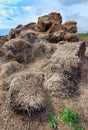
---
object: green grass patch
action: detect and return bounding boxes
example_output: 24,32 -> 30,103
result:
79,33 -> 88,38
48,113 -> 58,128
48,109 -> 84,130
60,109 -> 84,130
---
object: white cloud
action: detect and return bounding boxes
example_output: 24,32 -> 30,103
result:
61,2 -> 88,33
22,6 -> 31,11
0,0 -> 21,4
0,0 -> 88,34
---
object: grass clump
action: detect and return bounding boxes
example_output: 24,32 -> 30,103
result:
48,113 -> 58,128
60,109 -> 84,130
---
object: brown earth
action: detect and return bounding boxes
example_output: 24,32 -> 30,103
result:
0,12 -> 88,130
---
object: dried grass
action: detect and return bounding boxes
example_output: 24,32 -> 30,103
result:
9,71 -> 46,115
0,61 -> 24,77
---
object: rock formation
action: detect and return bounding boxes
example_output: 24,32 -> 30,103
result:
0,12 -> 88,130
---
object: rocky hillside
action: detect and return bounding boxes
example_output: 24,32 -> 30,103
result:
0,12 -> 88,130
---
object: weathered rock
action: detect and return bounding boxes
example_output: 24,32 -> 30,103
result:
63,21 -> 77,33
9,71 -> 46,115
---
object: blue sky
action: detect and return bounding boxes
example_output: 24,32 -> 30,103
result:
0,0 -> 88,35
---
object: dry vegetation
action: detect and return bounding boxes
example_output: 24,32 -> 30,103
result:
0,12 -> 88,130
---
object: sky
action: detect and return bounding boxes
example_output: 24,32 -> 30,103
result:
0,0 -> 88,35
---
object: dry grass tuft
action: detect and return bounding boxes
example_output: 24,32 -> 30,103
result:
9,71 -> 46,116
0,61 -> 24,77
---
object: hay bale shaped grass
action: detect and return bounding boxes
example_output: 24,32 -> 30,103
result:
44,73 -> 77,98
0,61 -> 24,77
9,71 -> 46,115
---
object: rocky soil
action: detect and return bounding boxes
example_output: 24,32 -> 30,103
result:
0,12 -> 88,130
